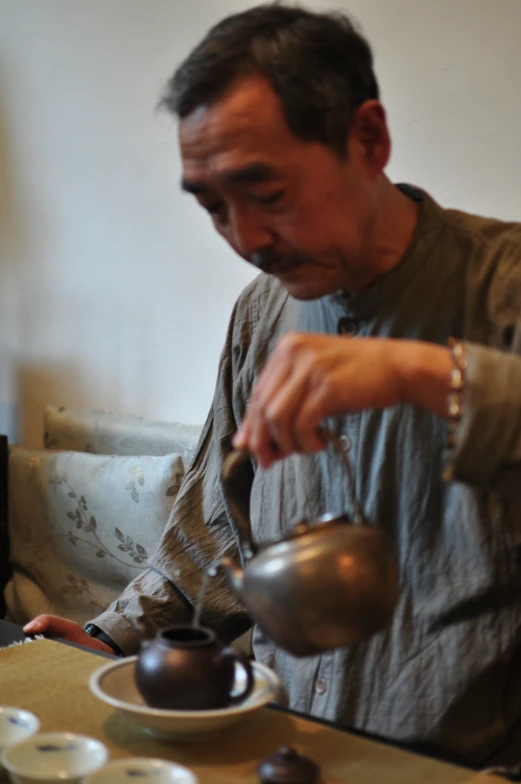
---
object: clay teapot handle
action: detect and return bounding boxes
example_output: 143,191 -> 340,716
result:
222,448 -> 257,558
220,647 -> 255,706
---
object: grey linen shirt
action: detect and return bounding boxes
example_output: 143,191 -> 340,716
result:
92,186 -> 521,766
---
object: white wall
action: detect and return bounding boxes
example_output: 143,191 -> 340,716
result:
1,0 -> 520,446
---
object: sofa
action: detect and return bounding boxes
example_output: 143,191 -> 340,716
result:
0,405 -> 204,631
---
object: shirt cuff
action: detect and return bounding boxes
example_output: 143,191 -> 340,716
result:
444,341 -> 521,488
86,611 -> 141,657
84,623 -> 125,656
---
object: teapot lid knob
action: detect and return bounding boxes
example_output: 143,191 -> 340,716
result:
256,745 -> 320,784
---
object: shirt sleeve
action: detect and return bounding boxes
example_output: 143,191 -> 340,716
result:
446,340 -> 521,499
88,298 -> 255,655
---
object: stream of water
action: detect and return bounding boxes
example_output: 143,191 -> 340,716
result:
192,563 -> 218,627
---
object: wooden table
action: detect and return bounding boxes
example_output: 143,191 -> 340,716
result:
0,637 -> 499,784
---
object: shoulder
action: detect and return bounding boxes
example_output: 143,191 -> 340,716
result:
235,273 -> 290,315
431,195 -> 521,268
444,205 -> 521,251
226,274 -> 298,381
432,197 -> 521,336
232,273 -> 292,340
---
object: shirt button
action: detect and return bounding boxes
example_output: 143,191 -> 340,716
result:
339,434 -> 352,451
315,678 -> 328,695
338,317 -> 358,336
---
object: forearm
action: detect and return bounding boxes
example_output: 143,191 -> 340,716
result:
396,340 -> 453,419
88,566 -> 189,655
397,338 -> 521,497
445,342 -> 521,494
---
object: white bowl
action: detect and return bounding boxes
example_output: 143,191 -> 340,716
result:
1,732 -> 109,783
89,655 -> 280,742
85,757 -> 198,783
0,707 -> 40,767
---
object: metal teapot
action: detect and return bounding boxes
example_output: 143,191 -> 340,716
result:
217,430 -> 399,657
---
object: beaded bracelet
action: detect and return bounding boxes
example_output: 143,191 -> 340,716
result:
441,339 -> 468,482
445,338 -> 468,450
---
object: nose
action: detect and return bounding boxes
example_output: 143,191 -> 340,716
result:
226,205 -> 276,260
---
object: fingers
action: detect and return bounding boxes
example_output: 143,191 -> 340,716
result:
23,614 -> 82,639
234,333 -> 329,466
247,379 -> 302,467
235,338 -> 295,466
233,334 -> 410,468
296,368 -> 347,441
250,367 -> 319,460
23,615 -> 114,653
265,361 -> 332,454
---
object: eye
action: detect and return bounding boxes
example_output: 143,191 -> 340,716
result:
251,189 -> 285,207
204,202 -> 226,221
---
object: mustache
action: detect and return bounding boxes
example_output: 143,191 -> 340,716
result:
250,250 -> 316,273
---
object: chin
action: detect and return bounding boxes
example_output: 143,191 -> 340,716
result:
282,285 -> 334,301
276,276 -> 338,301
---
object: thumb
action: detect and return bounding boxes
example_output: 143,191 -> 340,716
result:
23,619 -> 43,633
23,614 -> 74,637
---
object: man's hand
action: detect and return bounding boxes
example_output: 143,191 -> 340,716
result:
23,615 -> 114,655
233,333 -> 453,468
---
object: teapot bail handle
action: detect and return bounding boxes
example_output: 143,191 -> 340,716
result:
318,427 -> 366,525
222,448 -> 257,559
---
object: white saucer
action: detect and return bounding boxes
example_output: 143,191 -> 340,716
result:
86,757 -> 198,783
1,732 -> 108,783
89,656 -> 280,742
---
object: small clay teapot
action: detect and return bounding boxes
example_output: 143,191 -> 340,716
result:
134,619 -> 254,711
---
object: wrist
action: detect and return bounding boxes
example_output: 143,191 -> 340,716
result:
397,341 -> 454,417
84,623 -> 124,657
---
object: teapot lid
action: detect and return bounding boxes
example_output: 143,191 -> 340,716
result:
256,745 -> 320,784
291,513 -> 351,537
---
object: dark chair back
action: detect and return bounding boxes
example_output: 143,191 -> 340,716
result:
0,436 -> 9,618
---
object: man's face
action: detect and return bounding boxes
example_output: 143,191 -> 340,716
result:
179,74 -> 382,299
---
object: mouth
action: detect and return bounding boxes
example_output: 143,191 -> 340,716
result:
251,254 -> 308,276
269,259 -> 306,276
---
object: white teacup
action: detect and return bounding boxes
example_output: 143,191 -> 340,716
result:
1,732 -> 109,784
0,707 -> 40,771
86,757 -> 198,783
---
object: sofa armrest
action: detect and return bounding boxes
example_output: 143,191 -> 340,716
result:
44,405 -> 204,465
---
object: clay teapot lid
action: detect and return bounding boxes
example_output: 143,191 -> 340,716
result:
256,745 -> 320,784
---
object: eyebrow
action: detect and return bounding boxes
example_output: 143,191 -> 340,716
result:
181,179 -> 206,195
181,162 -> 278,195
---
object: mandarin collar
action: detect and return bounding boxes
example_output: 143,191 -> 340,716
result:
324,185 -> 445,320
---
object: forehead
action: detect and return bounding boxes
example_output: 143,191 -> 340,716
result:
178,75 -> 303,182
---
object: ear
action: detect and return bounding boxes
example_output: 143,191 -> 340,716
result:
348,100 -> 391,176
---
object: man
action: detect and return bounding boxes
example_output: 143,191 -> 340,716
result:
25,4 -> 521,768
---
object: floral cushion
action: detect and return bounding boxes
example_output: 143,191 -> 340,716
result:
4,448 -> 184,626
43,405 -> 203,465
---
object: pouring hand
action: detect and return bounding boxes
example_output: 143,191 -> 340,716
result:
233,333 -> 452,468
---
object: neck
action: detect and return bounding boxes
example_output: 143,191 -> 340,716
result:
345,176 -> 420,293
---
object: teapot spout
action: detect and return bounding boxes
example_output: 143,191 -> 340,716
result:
216,556 -> 245,600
